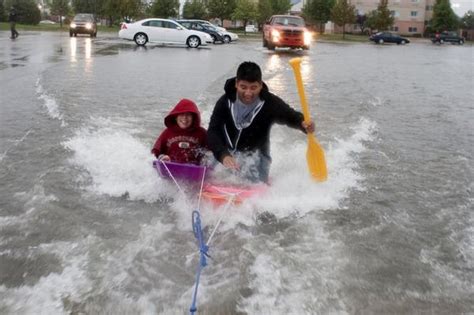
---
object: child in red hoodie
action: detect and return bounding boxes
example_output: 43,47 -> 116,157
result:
151,99 -> 207,165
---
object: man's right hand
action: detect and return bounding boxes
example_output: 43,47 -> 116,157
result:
222,155 -> 239,170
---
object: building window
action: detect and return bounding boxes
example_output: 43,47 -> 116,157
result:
408,27 -> 418,32
425,5 -> 433,10
391,10 -> 400,17
391,26 -> 399,31
411,11 -> 418,16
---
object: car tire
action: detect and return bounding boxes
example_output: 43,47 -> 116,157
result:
187,36 -> 201,48
224,35 -> 231,43
210,34 -> 216,44
134,33 -> 148,46
263,37 -> 268,47
69,31 -> 73,37
90,33 -> 94,38
378,39 -> 384,44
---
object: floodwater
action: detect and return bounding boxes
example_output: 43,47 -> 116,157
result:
0,31 -> 473,314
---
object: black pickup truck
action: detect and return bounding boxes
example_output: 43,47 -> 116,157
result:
431,31 -> 465,45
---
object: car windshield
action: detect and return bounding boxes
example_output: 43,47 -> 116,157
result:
74,14 -> 93,22
273,17 -> 304,27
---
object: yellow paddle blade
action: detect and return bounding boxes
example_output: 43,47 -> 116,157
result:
289,57 -> 328,181
307,135 -> 328,181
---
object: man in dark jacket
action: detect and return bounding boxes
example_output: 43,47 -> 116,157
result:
9,6 -> 19,39
207,61 -> 314,183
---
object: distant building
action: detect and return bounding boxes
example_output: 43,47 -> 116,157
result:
291,0 -> 436,36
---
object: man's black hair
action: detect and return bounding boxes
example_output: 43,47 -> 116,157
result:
236,61 -> 262,82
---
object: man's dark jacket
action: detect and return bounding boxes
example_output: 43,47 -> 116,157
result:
208,77 -> 305,162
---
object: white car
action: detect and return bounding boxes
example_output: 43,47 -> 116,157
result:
119,18 -> 213,48
245,25 -> 257,32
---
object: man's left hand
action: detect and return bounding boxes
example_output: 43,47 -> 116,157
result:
302,120 -> 315,134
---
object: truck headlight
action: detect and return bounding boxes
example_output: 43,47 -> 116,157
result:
85,23 -> 92,29
304,31 -> 312,45
70,23 -> 76,28
271,29 -> 280,42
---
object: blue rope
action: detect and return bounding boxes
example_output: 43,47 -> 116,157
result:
189,210 -> 210,314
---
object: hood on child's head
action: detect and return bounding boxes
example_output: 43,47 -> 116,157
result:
164,98 -> 202,129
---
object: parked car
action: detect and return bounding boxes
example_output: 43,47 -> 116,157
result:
119,18 -> 213,48
263,15 -> 311,50
184,19 -> 226,32
70,13 -> 97,37
431,31 -> 465,45
39,20 -> 56,24
206,25 -> 239,43
369,32 -> 409,44
177,20 -> 224,43
245,24 -> 257,32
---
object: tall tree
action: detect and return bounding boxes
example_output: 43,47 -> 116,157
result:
50,0 -> 70,27
5,0 -> 41,24
330,0 -> 356,38
151,0 -> 179,18
367,0 -> 393,31
207,0 -> 235,25
257,0 -> 272,27
302,0 -> 334,33
461,10 -> 474,29
0,0 -> 5,22
270,0 -> 291,15
183,0 -> 207,19
232,0 -> 258,30
431,0 -> 458,31
356,13 -> 368,34
103,0 -> 142,25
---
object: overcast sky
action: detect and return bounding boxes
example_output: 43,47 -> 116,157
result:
451,0 -> 473,16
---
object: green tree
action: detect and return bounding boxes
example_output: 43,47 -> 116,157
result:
257,0 -> 272,27
232,0 -> 258,30
431,0 -> 458,31
461,10 -> 474,29
366,0 -> 393,32
330,0 -> 356,38
50,0 -> 70,27
151,0 -> 179,18
207,0 -> 235,25
183,0 -> 207,19
103,0 -> 142,25
302,0 -> 334,33
356,13 -> 368,34
0,0 -> 5,22
5,0 -> 41,24
270,0 -> 291,14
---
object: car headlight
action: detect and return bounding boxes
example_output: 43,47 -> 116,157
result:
304,31 -> 312,45
70,23 -> 76,28
271,29 -> 280,42
85,23 -> 92,29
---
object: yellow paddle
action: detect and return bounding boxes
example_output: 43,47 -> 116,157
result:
289,57 -> 328,181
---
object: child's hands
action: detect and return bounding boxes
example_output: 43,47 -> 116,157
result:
158,154 -> 171,162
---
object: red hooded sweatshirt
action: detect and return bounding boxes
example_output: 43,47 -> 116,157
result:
151,99 -> 207,165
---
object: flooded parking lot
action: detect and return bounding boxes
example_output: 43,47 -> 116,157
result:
1,31 -> 473,314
